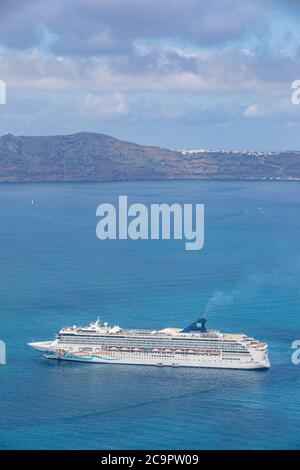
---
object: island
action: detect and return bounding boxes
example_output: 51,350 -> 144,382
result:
0,131 -> 299,182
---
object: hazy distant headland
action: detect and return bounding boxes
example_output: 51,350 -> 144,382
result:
0,131 -> 299,182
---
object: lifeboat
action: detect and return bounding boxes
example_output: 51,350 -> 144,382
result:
151,348 -> 160,353
132,348 -> 141,352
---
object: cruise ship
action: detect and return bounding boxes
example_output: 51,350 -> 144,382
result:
28,318 -> 270,369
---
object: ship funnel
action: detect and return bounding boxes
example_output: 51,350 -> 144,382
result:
182,318 -> 207,333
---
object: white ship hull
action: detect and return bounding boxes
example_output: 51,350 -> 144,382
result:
29,343 -> 270,370
49,356 -> 268,370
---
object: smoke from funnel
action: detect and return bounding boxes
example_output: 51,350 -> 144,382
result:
204,291 -> 235,317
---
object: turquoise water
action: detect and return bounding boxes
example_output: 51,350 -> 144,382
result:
0,180 -> 299,449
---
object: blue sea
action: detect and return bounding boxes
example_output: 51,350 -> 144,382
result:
0,180 -> 299,450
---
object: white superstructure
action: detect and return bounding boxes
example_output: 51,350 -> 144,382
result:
29,318 -> 270,370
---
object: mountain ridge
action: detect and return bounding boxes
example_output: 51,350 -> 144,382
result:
0,131 -> 300,182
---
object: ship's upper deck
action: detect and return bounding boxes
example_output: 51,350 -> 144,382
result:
57,319 -> 267,350
59,320 -> 222,339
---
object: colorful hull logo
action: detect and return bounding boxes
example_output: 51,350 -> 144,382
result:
61,350 -> 118,361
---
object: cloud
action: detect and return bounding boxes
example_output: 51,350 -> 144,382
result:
0,0 -> 270,54
1,43 -> 299,97
242,94 -> 300,120
244,104 -> 259,117
1,0 -> 300,97
84,92 -> 128,116
1,0 -> 300,149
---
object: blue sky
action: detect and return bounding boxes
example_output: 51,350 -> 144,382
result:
1,0 -> 300,150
